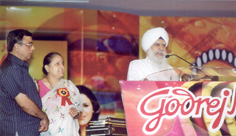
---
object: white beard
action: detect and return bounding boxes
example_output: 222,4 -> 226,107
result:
146,49 -> 169,71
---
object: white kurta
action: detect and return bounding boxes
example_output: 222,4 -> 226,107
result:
127,57 -> 179,81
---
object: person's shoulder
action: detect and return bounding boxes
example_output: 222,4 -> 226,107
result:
130,58 -> 146,65
62,78 -> 75,85
37,79 -> 44,84
0,60 -> 19,76
129,59 -> 148,69
61,78 -> 68,82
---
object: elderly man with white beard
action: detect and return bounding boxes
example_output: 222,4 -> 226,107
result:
127,27 -> 178,81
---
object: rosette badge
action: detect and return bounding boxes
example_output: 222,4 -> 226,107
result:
57,88 -> 73,106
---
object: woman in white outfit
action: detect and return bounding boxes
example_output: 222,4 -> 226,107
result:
38,52 -> 83,136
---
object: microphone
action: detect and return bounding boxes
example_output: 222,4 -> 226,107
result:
165,54 -> 215,81
165,54 -> 196,67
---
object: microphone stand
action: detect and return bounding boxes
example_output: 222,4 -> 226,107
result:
166,54 -> 215,81
165,54 -> 196,67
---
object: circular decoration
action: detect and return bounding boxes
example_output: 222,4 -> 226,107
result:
57,88 -> 73,106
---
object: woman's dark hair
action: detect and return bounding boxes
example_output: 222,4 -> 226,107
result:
7,29 -> 32,52
77,85 -> 100,121
42,52 -> 62,75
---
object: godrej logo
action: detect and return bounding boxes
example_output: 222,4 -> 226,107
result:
137,85 -> 236,135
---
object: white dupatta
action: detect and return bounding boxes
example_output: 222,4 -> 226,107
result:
40,79 -> 82,136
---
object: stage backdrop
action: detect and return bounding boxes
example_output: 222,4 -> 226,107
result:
121,80 -> 236,136
1,6 -> 236,120
139,17 -> 236,69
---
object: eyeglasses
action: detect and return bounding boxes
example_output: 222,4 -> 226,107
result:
18,42 -> 34,47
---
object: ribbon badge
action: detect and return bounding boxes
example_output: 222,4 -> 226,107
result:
57,88 -> 73,106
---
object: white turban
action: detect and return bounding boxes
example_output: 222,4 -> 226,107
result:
141,27 -> 169,52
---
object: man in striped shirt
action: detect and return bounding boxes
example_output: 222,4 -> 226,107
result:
0,29 -> 49,136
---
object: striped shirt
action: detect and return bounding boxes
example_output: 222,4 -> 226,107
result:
0,53 -> 42,136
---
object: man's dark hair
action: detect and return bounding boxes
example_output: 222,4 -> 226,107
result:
7,29 -> 32,52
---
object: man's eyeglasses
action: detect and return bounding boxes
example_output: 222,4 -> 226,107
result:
18,42 -> 33,47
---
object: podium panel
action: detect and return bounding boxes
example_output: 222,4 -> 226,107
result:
120,80 -> 236,136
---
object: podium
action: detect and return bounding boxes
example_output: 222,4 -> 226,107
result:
144,66 -> 236,81
120,67 -> 236,136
